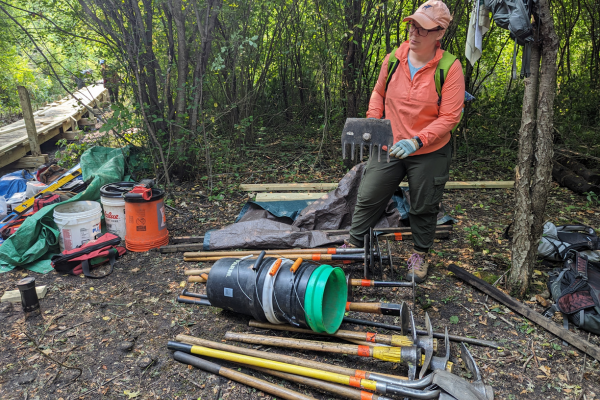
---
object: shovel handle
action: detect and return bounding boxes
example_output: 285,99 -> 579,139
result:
188,274 -> 209,283
346,302 -> 382,314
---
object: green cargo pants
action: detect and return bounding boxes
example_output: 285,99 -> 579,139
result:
349,140 -> 452,251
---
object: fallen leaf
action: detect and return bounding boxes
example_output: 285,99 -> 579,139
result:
123,390 -> 140,399
539,365 -> 551,377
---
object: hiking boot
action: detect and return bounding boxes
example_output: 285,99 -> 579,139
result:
405,251 -> 429,283
342,239 -> 359,248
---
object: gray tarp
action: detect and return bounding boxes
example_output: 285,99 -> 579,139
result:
204,163 -> 399,250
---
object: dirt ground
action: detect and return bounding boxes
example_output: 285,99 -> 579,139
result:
1,174 -> 600,400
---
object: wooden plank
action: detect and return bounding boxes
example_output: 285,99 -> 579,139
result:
241,181 -> 515,192
13,154 -> 49,169
17,86 -> 41,156
61,130 -> 83,141
241,183 -> 338,191
1,286 -> 48,303
255,193 -> 326,202
77,118 -> 96,126
448,264 -> 600,362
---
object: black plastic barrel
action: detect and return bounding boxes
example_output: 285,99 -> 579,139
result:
206,257 -> 346,333
206,257 -> 276,322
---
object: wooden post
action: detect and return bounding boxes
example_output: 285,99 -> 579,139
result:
17,86 -> 41,156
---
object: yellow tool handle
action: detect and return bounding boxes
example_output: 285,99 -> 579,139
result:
187,344 -> 379,391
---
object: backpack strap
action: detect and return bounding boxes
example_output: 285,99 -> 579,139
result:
385,47 -> 400,93
81,248 -> 117,279
434,51 -> 458,106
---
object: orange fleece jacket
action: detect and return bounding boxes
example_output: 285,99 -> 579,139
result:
366,41 -> 465,155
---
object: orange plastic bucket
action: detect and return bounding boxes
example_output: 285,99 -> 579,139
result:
124,187 -> 169,252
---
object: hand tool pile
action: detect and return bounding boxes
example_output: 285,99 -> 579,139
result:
167,303 -> 495,399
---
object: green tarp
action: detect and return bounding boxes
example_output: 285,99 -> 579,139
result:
0,146 -> 127,274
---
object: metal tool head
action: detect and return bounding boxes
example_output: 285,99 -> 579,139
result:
418,313 -> 434,379
399,301 -> 409,336
400,345 -> 422,381
430,327 -> 452,373
346,274 -> 353,302
460,343 -> 481,382
460,343 -> 495,400
341,118 -> 393,163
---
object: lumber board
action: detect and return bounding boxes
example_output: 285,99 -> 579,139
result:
13,155 -> 49,169
241,183 -> 339,191
60,130 -> 83,141
255,192 -> 326,201
77,118 -> 96,126
1,286 -> 47,303
242,181 -> 515,193
448,264 -> 600,361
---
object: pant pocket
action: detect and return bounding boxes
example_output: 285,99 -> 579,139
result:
426,174 -> 449,206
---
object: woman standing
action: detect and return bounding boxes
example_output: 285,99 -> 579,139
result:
347,0 -> 465,283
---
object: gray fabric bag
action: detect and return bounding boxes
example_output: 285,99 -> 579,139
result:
484,0 -> 536,77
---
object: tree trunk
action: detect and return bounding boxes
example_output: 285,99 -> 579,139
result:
509,0 -> 559,297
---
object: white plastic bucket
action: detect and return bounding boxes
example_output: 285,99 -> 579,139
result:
54,201 -> 102,252
101,196 -> 126,239
26,181 -> 47,198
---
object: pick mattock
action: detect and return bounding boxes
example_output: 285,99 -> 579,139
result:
341,118 -> 393,163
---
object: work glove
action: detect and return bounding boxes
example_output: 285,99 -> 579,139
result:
389,138 -> 421,159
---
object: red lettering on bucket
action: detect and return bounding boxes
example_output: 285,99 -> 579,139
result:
105,211 -> 120,220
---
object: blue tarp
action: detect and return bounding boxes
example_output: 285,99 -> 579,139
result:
0,170 -> 34,199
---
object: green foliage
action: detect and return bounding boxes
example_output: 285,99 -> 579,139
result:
0,0 -> 598,184
449,316 -> 459,324
464,224 -> 487,250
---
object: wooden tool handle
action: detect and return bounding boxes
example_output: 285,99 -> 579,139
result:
350,279 -> 373,287
251,366 -> 368,400
188,274 -> 208,283
224,332 -> 365,357
174,352 -> 316,400
184,268 -> 212,276
346,302 -> 382,314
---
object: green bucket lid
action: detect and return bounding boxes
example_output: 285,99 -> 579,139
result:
304,265 -> 347,334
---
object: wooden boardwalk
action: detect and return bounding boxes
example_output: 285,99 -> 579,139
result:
0,84 -> 108,169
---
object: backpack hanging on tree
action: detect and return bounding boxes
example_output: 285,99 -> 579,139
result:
546,251 -> 600,335
51,233 -> 125,278
484,0 -> 536,78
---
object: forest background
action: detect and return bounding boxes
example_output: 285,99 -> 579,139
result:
0,0 -> 598,186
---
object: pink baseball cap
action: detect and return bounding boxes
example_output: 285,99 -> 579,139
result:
403,0 -> 452,30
